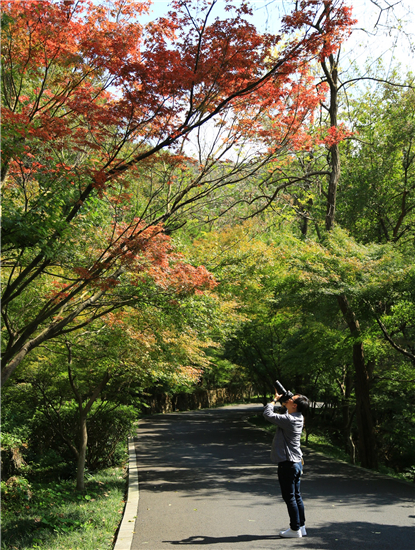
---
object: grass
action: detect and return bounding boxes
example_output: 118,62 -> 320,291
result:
301,431 -> 351,463
1,467 -> 127,550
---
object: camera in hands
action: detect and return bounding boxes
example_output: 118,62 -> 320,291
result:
275,380 -> 294,403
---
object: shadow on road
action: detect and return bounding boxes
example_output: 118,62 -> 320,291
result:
164,534 -> 279,545
136,410 -> 414,508
163,522 -> 414,549
133,406 -> 414,550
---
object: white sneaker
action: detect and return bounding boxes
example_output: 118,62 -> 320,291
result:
279,526 -> 306,537
279,528 -> 302,538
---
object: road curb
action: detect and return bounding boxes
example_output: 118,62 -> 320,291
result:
113,438 -> 139,550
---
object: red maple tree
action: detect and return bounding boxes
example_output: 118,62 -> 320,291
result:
1,0 -> 356,383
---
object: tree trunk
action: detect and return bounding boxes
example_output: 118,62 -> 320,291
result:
337,295 -> 378,468
66,341 -> 111,491
353,343 -> 377,468
326,141 -> 340,231
321,53 -> 340,232
76,412 -> 88,491
321,50 -> 378,469
338,364 -> 355,461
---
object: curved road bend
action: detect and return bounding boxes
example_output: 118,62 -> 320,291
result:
130,404 -> 414,550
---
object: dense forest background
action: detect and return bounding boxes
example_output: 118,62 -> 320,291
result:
2,2 -> 414,534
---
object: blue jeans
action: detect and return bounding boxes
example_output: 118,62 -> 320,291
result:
277,460 -> 305,531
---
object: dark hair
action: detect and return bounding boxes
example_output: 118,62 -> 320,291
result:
294,395 -> 309,414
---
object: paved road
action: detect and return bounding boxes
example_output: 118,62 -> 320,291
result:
131,404 -> 414,550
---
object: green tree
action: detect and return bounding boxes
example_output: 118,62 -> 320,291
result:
7,290 -> 222,491
272,226 -> 415,468
1,0 -> 355,383
338,74 -> 415,246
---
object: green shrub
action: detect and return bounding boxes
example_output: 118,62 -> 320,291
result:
86,404 -> 137,469
28,402 -> 137,471
1,432 -> 29,478
1,475 -> 33,504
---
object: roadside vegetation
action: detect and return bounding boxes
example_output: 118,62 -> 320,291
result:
248,411 -> 415,483
1,466 -> 127,550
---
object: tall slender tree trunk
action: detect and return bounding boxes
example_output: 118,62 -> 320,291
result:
76,412 -> 88,491
338,364 -> 355,461
66,341 -> 111,491
321,51 -> 378,469
321,53 -> 340,232
353,344 -> 377,468
337,295 -> 377,468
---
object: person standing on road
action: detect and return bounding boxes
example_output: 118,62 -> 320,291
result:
263,390 -> 310,539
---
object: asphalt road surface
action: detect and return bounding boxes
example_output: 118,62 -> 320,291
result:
130,403 -> 414,550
